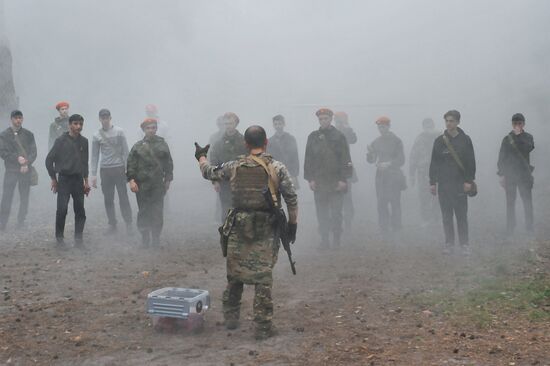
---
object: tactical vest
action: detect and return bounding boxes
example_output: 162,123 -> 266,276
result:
231,161 -> 270,211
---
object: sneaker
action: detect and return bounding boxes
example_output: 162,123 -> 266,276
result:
141,232 -> 151,248
55,238 -> 67,250
125,223 -> 134,237
255,327 -> 278,341
104,225 -> 117,236
74,238 -> 85,249
224,319 -> 239,330
442,244 -> 454,255
460,245 -> 472,257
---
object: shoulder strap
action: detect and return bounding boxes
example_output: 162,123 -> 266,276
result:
507,134 -> 532,172
442,135 -> 465,173
13,132 -> 28,159
142,139 -> 164,172
249,154 -> 279,206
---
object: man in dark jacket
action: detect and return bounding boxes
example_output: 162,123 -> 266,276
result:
409,118 -> 440,225
497,113 -> 534,236
429,110 -> 476,255
304,108 -> 352,248
367,116 -> 406,237
0,110 -> 37,230
334,111 -> 357,230
268,114 -> 299,188
46,114 -> 90,248
209,112 -> 247,223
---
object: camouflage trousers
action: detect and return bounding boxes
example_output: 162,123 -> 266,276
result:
135,185 -> 165,238
223,281 -> 273,331
222,211 -> 278,330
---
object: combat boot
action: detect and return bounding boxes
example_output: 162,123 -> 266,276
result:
140,231 -> 151,248
224,319 -> 239,330
333,232 -> 341,248
151,233 -> 161,247
319,236 -> 330,250
255,326 -> 277,341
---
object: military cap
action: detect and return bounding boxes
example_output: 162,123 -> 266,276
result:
145,104 -> 158,114
375,116 -> 391,125
141,117 -> 158,130
315,108 -> 333,118
56,101 -> 70,110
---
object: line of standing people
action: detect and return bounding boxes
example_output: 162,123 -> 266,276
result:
0,101 -> 173,250
207,109 -> 535,255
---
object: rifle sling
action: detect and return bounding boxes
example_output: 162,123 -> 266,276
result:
507,134 -> 532,174
442,135 -> 467,177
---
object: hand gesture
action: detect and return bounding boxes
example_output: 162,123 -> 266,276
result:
194,142 -> 210,161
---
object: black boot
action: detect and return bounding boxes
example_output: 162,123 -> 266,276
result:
141,231 -> 151,248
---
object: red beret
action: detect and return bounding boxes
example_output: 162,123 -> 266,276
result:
316,108 -> 333,118
55,101 -> 70,110
223,112 -> 240,124
145,104 -> 158,114
334,111 -> 348,122
375,116 -> 391,125
141,118 -> 158,130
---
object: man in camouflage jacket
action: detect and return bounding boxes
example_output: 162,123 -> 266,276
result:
195,125 -> 298,340
127,118 -> 173,247
208,112 -> 247,223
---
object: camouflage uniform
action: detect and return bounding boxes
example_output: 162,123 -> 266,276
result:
48,116 -> 69,150
200,153 -> 298,334
304,125 -> 352,246
126,135 -> 173,243
409,129 -> 440,222
209,131 -> 247,222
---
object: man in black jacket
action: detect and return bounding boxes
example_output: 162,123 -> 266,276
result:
429,110 -> 476,255
497,113 -> 534,236
45,114 -> 90,248
268,114 -> 300,187
304,108 -> 353,248
0,110 -> 37,230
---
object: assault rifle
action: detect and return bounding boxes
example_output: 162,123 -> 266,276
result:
263,189 -> 297,275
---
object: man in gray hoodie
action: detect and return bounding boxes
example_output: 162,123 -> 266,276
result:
90,109 -> 132,234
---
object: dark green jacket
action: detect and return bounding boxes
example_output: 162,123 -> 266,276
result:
48,117 -> 69,150
304,125 -> 352,185
209,131 -> 247,165
126,135 -> 173,190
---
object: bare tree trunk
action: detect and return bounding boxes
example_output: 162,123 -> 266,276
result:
0,0 -> 19,119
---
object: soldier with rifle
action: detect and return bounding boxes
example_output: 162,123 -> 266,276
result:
195,125 -> 298,340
